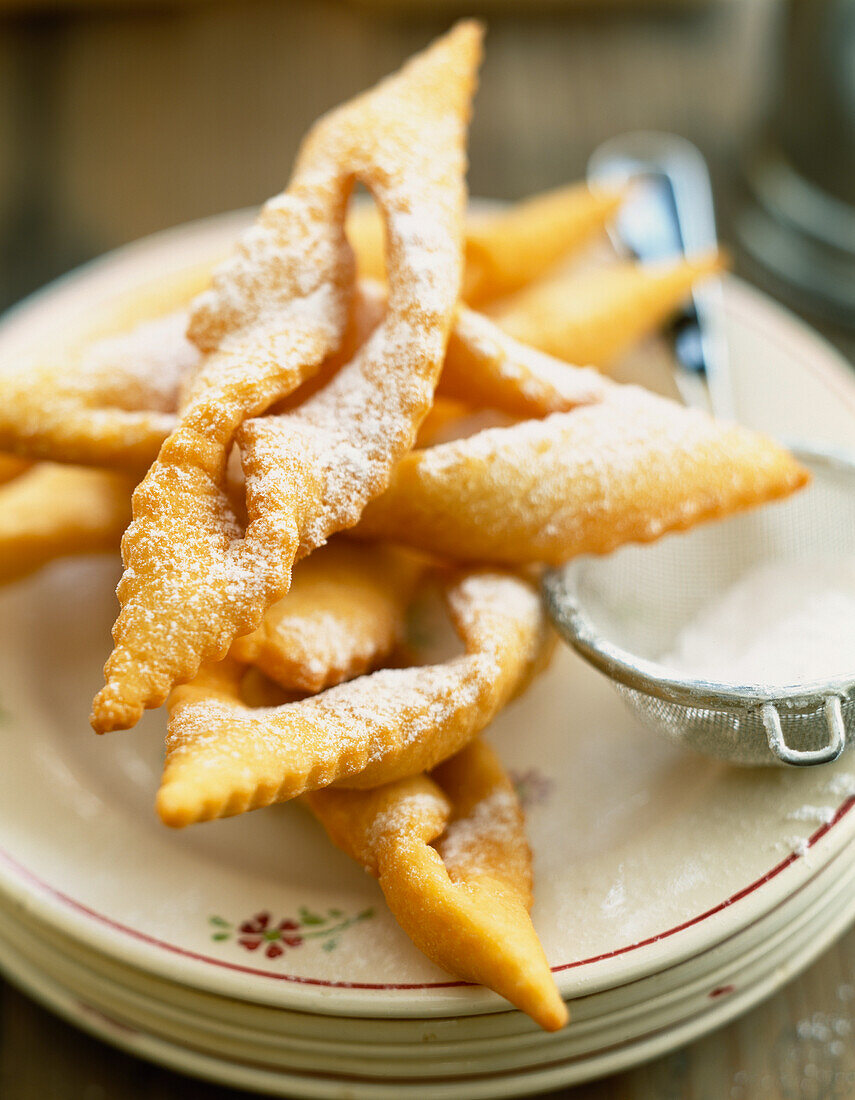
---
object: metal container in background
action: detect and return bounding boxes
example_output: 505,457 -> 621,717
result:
738,0 -> 855,325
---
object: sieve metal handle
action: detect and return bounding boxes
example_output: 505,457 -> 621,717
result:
761,697 -> 847,767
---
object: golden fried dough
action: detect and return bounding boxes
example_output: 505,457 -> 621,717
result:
0,311 -> 201,474
489,253 -> 723,368
157,570 -> 549,826
0,456 -> 31,486
92,22 -> 482,732
354,383 -> 809,564
0,258 -> 603,491
345,203 -> 388,284
306,739 -> 567,1031
440,304 -> 607,417
230,541 -> 423,693
414,398 -> 472,447
239,667 -> 301,708
321,279 -> 607,420
0,464 -> 132,585
345,182 -> 622,308
463,183 -> 623,306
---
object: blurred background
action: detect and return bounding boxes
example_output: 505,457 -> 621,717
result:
1,0 -> 853,355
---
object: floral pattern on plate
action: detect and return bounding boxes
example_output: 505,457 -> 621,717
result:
511,768 -> 553,809
209,906 -> 374,959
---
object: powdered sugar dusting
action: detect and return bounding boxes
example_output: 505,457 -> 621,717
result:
451,306 -> 607,412
235,33 -> 477,557
95,25 -> 481,729
0,308 -> 202,471
240,201 -> 463,558
368,789 -> 448,848
310,661 -> 481,756
357,381 -> 804,564
417,387 -> 738,484
446,572 -> 542,636
438,787 -> 520,876
162,569 -> 544,816
77,310 -> 201,412
786,805 -> 836,826
273,609 -> 359,683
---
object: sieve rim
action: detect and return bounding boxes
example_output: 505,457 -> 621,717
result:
542,442 -> 855,712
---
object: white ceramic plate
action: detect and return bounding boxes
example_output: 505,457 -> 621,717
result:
3,818 -> 855,1056
2,839 -> 855,1098
1,212 -> 855,1033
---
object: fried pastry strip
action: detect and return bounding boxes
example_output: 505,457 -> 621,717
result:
354,383 -> 809,564
0,226 -> 710,483
462,183 -> 623,306
0,270 -> 596,489
271,254 -> 719,424
92,22 -> 482,732
318,279 -> 607,420
0,465 -> 133,585
489,253 -> 723,368
0,456 -> 31,486
157,570 -> 549,826
440,303 -> 607,417
345,181 -> 622,307
230,541 -> 423,693
0,311 -> 201,474
306,739 -> 567,1031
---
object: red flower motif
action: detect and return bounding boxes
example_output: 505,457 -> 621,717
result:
239,911 -> 271,935
276,918 -> 302,947
212,904 -> 372,957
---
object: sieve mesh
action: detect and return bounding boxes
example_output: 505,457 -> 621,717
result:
612,685 -> 855,764
544,445 -> 855,766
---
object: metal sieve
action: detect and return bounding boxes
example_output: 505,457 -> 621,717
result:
544,134 -> 855,766
543,443 -> 855,767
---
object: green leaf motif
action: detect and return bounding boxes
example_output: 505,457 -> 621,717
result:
209,904 -> 374,953
298,906 -> 325,926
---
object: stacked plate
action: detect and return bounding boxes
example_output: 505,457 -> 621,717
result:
1,214 -> 854,1098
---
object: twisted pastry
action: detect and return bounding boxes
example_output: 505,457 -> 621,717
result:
92,22 -> 482,732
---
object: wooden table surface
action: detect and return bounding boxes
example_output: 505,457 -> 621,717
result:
1,2 -> 854,1097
